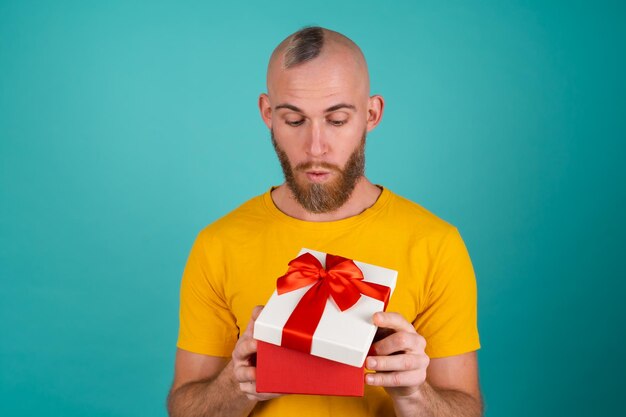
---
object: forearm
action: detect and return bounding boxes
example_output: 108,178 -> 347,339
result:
392,381 -> 483,417
167,361 -> 256,417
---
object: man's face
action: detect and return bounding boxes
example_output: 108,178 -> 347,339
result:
271,128 -> 366,213
262,44 -> 374,213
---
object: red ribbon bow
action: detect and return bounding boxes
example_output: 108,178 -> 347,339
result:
276,252 -> 391,354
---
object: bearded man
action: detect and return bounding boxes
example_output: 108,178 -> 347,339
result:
167,26 -> 483,417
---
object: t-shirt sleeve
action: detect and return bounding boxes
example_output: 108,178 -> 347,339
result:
176,229 -> 239,357
413,226 -> 481,359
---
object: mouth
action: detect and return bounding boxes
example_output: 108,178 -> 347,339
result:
304,169 -> 332,182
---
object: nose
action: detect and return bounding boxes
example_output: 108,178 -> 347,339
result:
305,120 -> 328,157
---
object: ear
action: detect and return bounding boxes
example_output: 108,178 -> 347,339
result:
366,95 -> 385,132
258,93 -> 272,129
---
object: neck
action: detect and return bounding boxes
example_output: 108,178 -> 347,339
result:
270,177 -> 383,222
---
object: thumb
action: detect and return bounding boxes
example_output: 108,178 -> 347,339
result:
243,305 -> 265,337
251,305 -> 264,321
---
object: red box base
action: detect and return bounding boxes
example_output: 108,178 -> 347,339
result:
256,340 -> 364,396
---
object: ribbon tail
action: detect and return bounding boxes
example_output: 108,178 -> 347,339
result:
351,280 -> 391,310
281,282 -> 329,353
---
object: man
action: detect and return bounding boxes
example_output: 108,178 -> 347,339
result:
167,27 -> 482,417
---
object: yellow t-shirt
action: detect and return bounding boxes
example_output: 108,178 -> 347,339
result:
177,186 -> 480,416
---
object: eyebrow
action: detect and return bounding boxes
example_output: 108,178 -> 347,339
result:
274,103 -> 357,114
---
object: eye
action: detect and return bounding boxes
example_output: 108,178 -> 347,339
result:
286,120 -> 305,127
328,119 -> 347,127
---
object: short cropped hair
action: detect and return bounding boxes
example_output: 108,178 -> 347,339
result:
283,26 -> 325,68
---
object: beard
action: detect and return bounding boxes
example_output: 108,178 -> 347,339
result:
271,129 -> 366,214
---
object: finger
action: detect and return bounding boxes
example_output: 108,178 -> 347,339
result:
242,305 -> 265,337
238,380 -> 281,399
371,331 -> 426,356
373,312 -> 416,333
253,392 -> 282,401
251,305 -> 264,321
234,364 -> 257,383
232,338 -> 258,361
239,380 -> 257,396
365,369 -> 426,387
241,381 -> 281,401
366,353 -> 429,372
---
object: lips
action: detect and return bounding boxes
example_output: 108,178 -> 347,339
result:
305,170 -> 332,182
307,169 -> 330,175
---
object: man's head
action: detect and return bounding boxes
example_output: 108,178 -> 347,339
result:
259,27 -> 384,214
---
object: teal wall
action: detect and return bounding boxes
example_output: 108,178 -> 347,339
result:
1,1 -> 624,416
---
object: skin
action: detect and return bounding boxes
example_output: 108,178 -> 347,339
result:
168,29 -> 483,417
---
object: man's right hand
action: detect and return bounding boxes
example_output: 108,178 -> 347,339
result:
231,305 -> 282,401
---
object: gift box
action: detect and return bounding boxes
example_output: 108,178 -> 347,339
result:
254,248 -> 397,396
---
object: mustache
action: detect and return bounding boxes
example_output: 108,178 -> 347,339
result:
295,161 -> 341,172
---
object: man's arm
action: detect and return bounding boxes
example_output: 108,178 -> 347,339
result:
166,351 -> 254,417
366,312 -> 483,417
167,307 -> 279,417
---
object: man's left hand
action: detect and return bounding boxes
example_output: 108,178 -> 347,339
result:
365,312 -> 430,399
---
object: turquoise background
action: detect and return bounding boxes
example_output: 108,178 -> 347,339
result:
1,0 -> 624,415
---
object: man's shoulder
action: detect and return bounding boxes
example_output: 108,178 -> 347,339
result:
384,189 -> 458,236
